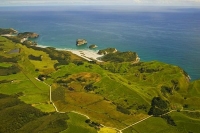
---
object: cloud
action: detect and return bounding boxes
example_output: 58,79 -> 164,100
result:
0,0 -> 200,6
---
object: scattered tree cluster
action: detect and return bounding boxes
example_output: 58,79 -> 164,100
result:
85,119 -> 102,129
116,105 -> 131,115
101,51 -> 137,63
28,54 -> 42,61
73,60 -> 84,66
0,55 -> 19,63
28,46 -> 72,68
0,64 -> 21,76
161,85 -> 173,95
161,115 -> 176,126
138,67 -> 163,73
148,97 -> 169,116
84,83 -> 98,92
171,79 -> 180,91
136,104 -> 148,111
0,80 -> 13,84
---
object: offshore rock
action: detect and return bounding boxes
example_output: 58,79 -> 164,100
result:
89,44 -> 98,49
76,39 -> 87,46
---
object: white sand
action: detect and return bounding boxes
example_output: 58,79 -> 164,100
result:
1,34 -> 16,37
36,45 -> 104,62
66,49 -> 103,62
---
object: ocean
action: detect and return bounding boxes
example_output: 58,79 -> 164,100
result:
1,6 -> 200,80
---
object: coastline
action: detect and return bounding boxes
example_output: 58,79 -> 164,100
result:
37,44 -> 104,62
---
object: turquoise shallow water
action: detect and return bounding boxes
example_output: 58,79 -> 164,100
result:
1,6 -> 200,80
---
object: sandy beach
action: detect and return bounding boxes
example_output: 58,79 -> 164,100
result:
37,45 -> 104,62
66,49 -> 103,62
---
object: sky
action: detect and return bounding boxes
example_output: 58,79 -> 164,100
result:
1,0 -> 200,7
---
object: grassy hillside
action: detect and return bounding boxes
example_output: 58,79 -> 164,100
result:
61,112 -> 97,133
0,93 -> 69,133
0,34 -> 200,133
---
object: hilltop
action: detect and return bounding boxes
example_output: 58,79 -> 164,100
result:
0,29 -> 200,133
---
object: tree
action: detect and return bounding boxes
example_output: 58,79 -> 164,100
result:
148,97 -> 169,116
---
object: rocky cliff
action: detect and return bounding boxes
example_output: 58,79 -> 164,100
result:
18,32 -> 39,39
0,28 -> 18,35
97,48 -> 117,55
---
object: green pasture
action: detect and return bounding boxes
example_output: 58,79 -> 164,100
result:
188,80 -> 200,97
0,36 -> 18,53
0,70 -> 53,112
0,62 -> 12,67
170,111 -> 200,133
123,116 -> 178,133
61,112 -> 97,133
98,127 -> 117,133
19,44 -> 57,73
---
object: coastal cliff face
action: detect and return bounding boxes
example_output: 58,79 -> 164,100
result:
18,32 -> 39,39
76,39 -> 87,46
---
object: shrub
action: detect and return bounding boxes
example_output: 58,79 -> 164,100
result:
161,115 -> 176,126
116,106 -> 131,115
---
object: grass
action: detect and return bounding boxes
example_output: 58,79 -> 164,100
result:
123,116 -> 178,133
0,62 -> 12,67
188,80 -> 200,97
49,59 -> 198,129
170,111 -> 200,133
19,44 -> 57,74
51,67 -> 152,128
61,112 -> 97,133
98,127 -> 117,133
123,111 -> 200,133
0,67 -> 52,111
32,103 -> 55,112
0,93 -> 69,133
0,36 -> 18,53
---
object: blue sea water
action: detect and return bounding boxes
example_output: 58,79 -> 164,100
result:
1,6 -> 200,80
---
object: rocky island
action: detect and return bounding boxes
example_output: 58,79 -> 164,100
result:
76,39 -> 87,46
89,44 -> 98,49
